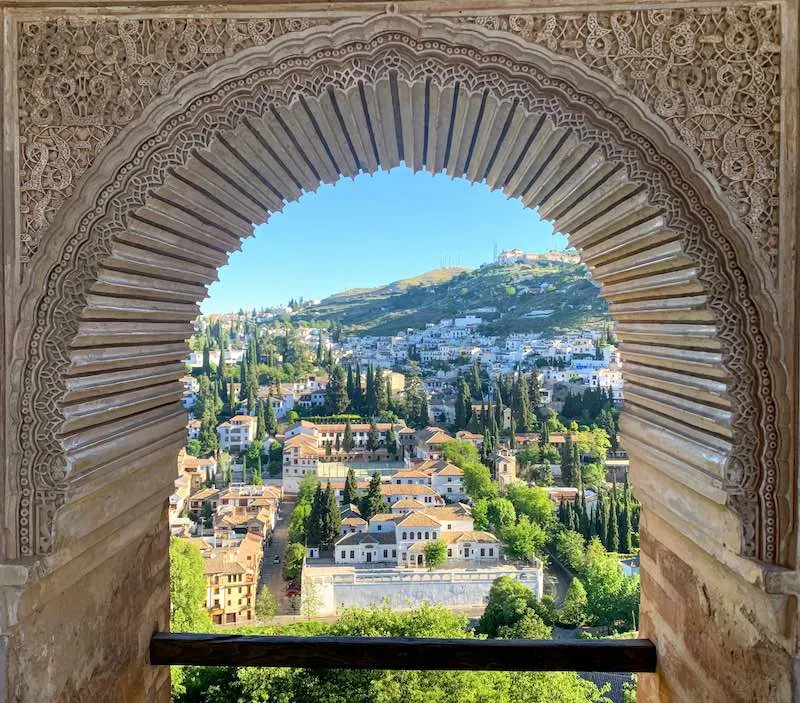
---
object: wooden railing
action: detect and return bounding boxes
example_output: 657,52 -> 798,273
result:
150,633 -> 657,672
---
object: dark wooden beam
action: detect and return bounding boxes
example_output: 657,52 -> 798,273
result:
150,633 -> 657,672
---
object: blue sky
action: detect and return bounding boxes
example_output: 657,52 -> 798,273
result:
202,166 -> 567,313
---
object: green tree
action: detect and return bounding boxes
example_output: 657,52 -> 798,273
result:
512,368 -> 532,432
560,578 -> 589,626
325,365 -> 350,414
169,537 -> 212,632
479,575 -> 544,637
202,342 -> 211,377
455,379 -> 471,431
608,483 -> 620,553
366,420 -> 380,451
386,424 -> 398,457
305,483 -> 325,546
283,542 -> 307,580
321,482 -> 342,547
254,587 -> 277,621
500,515 -> 547,561
505,484 -> 555,531
471,498 -> 489,530
342,468 -> 359,506
185,439 -> 201,457
423,539 -> 447,570
554,529 -> 586,573
620,471 -> 633,553
359,472 -> 389,520
443,440 -> 496,500
487,498 -> 516,531
496,609 -> 551,639
343,419 -> 354,452
265,397 -> 278,434
255,402 -> 266,441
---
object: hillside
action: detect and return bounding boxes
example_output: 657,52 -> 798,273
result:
295,261 -> 610,336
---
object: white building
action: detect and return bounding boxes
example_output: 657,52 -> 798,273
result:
217,415 -> 257,453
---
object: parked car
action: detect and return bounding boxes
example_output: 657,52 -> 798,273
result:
273,554 -> 280,565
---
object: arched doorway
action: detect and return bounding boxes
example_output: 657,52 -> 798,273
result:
2,10 -> 795,703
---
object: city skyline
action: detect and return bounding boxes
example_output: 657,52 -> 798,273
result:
202,166 -> 566,313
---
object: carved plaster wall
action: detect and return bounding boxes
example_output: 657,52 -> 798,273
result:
3,9 -> 789,575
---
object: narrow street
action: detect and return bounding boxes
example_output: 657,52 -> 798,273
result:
259,497 -> 295,615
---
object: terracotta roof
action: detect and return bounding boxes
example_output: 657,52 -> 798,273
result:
204,556 -> 248,575
422,505 -> 472,522
397,512 -> 441,528
441,530 -> 499,544
342,516 -> 368,527
414,427 -> 455,445
369,513 -> 402,523
391,498 -> 427,510
380,483 -> 439,496
189,488 -> 219,502
392,469 -> 432,478
433,463 -> 463,477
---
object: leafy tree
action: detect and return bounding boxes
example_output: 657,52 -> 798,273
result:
283,542 -> 307,580
169,537 -> 212,632
560,578 -> 589,627
487,498 -> 516,531
325,365 -> 350,414
505,484 -> 554,531
500,515 -> 547,561
254,588 -> 277,621
496,609 -> 551,639
185,439 -> 201,457
471,498 -> 489,531
423,539 -> 447,570
479,575 -> 548,637
443,440 -> 496,500
342,468 -> 359,506
554,530 -> 586,573
288,500 -> 312,544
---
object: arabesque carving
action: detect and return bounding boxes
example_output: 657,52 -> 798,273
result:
17,16 -> 328,265
461,7 -> 781,273
11,18 -> 782,566
17,8 -> 781,279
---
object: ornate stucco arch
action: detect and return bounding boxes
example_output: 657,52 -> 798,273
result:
6,11 -> 788,571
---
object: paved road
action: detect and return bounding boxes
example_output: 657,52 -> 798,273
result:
258,497 -> 296,616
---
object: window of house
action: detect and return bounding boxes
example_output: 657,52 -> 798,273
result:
392,550 -> 397,558
417,531 -> 422,539
447,523 -> 452,530
425,531 -> 429,539
489,548 -> 494,556
402,531 -> 406,540
480,548 -> 485,556
341,550 -> 346,558
350,550 -> 355,559
383,549 -> 388,558
377,525 -> 382,531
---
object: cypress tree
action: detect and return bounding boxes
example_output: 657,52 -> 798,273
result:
359,472 -> 388,520
346,365 -> 355,406
365,365 -> 376,415
580,488 -> 589,538
512,368 -> 532,432
325,365 -> 350,414
342,468 -> 358,506
353,362 -> 364,411
316,336 -> 324,365
539,418 -> 550,447
470,362 -> 482,398
508,414 -> 516,449
455,379 -> 470,431
374,367 -> 386,414
334,433 -> 341,452
528,370 -> 542,414
386,424 -> 397,457
238,354 -> 248,402
385,373 -> 393,411
202,341 -> 211,377
366,420 -> 380,451
573,441 -> 583,491
621,471 -> 633,553
256,402 -> 266,441
265,397 -> 277,434
306,483 -> 325,546
608,481 -> 620,552
343,419 -> 354,452
561,434 -> 575,487
216,351 -> 228,405
321,482 -> 342,547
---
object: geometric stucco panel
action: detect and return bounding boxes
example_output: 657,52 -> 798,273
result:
18,7 -> 781,279
9,14 -> 784,567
